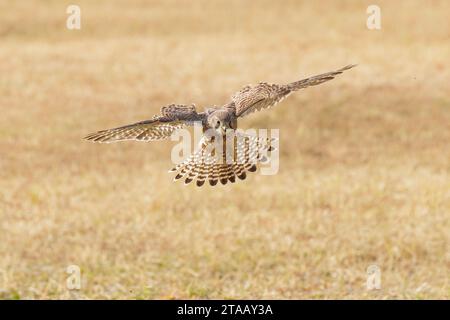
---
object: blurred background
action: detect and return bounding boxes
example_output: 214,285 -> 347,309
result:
0,0 -> 449,299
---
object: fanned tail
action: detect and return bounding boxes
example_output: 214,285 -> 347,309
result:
169,131 -> 276,186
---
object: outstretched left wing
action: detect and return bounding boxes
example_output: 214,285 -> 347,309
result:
232,64 -> 356,118
84,104 -> 204,143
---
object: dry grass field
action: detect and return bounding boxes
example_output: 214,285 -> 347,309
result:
0,0 -> 449,299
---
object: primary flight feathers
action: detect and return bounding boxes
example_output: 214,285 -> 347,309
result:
85,65 -> 356,186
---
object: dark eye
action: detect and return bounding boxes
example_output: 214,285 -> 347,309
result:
215,120 -> 220,128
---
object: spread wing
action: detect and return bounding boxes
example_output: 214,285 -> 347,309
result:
232,64 -> 356,118
84,104 -> 204,143
169,131 -> 276,186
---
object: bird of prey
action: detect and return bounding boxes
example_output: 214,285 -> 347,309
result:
85,64 -> 355,186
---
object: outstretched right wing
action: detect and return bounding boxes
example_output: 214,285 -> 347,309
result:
84,104 -> 204,143
232,64 -> 356,118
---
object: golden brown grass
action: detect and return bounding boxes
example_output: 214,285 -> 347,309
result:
0,0 -> 449,299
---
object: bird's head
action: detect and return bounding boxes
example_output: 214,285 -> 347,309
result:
208,111 -> 233,135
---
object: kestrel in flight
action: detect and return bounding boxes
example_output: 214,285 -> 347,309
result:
85,65 -> 355,186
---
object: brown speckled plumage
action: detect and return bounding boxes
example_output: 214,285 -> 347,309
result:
85,65 -> 355,186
